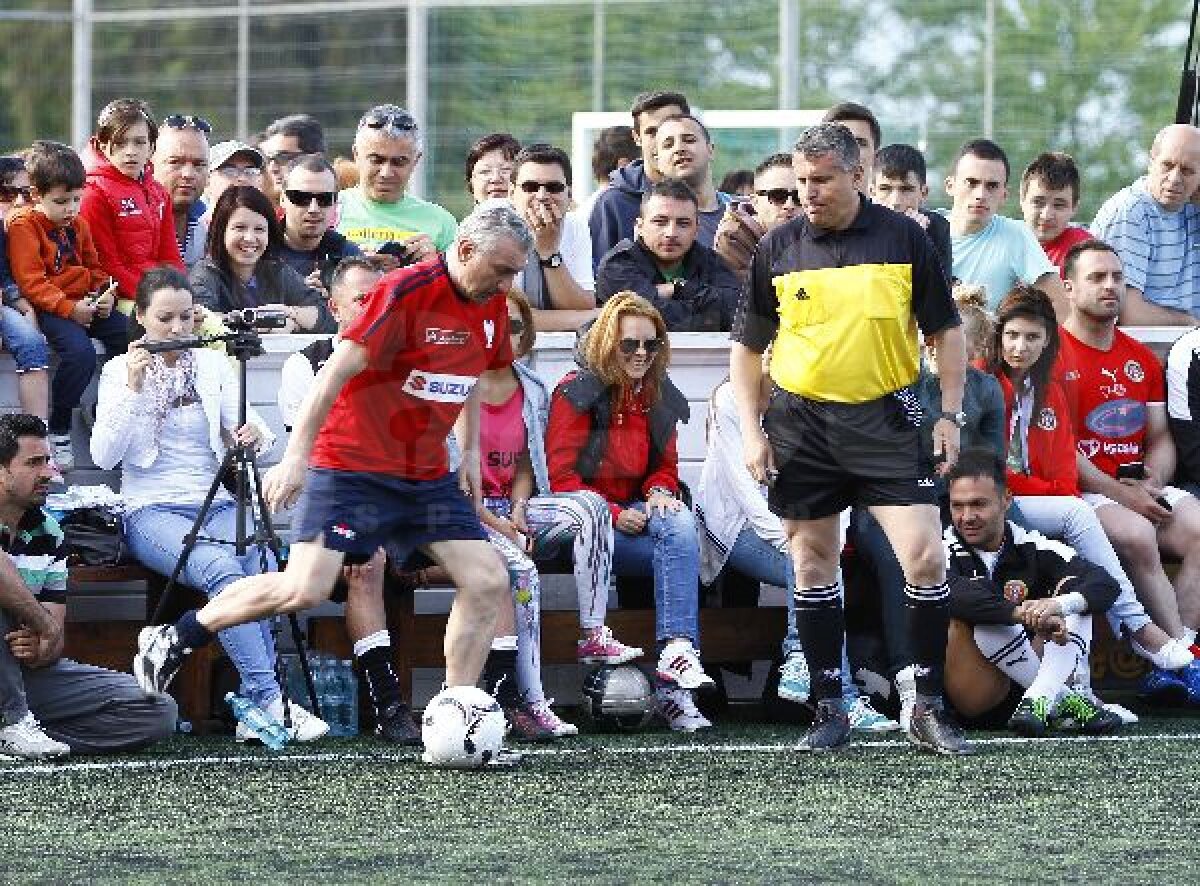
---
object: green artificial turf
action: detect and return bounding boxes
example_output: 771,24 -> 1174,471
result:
4,718 -> 1200,885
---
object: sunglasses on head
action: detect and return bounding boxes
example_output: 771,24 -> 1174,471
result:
359,112 -> 418,133
162,114 -> 212,134
518,180 -> 567,194
284,188 -> 336,208
756,188 -> 802,206
508,316 -> 526,335
618,337 -> 662,356
0,185 -> 31,202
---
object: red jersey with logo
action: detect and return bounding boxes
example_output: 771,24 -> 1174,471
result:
1055,326 -> 1163,479
1040,226 -> 1092,277
310,257 -> 513,478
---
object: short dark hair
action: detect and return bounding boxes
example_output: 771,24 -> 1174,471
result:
640,178 -> 698,213
592,126 -> 638,182
512,143 -> 573,187
206,185 -> 285,270
464,133 -> 521,190
719,169 -> 754,194
630,91 -> 690,132
754,153 -> 793,178
0,414 -> 48,467
134,265 -> 194,315
946,447 -> 1007,492
0,155 -> 26,187
95,98 -> 158,148
26,141 -> 85,193
822,102 -> 881,150
263,114 -> 325,155
329,255 -> 383,293
1020,151 -> 1081,204
656,113 -> 711,144
951,138 -> 1011,182
875,143 -> 928,185
285,154 -> 337,180
1063,239 -> 1119,280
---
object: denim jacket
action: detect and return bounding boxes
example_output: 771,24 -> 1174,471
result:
514,360 -> 552,495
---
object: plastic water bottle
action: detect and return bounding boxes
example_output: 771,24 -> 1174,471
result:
339,659 -> 359,736
225,692 -> 288,750
325,660 -> 349,736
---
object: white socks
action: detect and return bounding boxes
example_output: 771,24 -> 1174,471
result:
973,624 -> 1039,688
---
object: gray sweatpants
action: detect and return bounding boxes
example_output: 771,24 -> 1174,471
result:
0,612 -> 177,755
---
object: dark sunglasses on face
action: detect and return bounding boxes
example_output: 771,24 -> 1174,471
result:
508,316 -> 526,335
756,188 -> 802,206
359,111 -> 418,132
162,114 -> 212,134
517,180 -> 567,194
284,188 -> 336,208
618,337 -> 662,356
0,185 -> 31,202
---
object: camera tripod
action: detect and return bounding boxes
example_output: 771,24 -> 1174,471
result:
148,326 -> 320,726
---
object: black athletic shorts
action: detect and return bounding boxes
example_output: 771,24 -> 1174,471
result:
763,385 -> 937,520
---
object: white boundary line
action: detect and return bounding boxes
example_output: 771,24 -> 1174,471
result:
1,731 -> 1198,777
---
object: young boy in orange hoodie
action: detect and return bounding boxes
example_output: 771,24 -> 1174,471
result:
6,141 -> 128,471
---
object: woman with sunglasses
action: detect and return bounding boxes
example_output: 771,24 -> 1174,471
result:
0,155 -> 32,220
547,293 -> 715,732
79,99 -> 183,310
190,186 -> 334,334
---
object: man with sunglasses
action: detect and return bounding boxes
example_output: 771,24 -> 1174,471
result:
278,156 -> 361,293
259,114 -> 325,208
337,104 -> 456,262
153,114 -> 211,270
714,153 -> 803,278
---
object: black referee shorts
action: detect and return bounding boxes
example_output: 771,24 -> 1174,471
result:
763,386 -> 937,521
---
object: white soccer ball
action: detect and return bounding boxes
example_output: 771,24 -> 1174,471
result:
421,686 -> 506,768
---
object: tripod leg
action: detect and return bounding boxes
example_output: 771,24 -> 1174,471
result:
289,613 -> 321,717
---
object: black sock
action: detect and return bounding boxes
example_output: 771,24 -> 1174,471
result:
357,644 -> 403,713
481,648 -> 520,708
794,582 -> 845,702
904,582 -> 950,697
175,609 -> 215,649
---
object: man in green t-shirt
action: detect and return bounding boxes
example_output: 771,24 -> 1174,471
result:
336,104 -> 457,260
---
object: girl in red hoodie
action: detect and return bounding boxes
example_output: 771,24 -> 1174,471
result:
79,99 -> 183,310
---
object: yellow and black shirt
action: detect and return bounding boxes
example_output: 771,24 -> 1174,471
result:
732,196 -> 958,404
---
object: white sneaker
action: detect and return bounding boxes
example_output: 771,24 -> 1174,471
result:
0,713 -> 70,760
895,665 -> 917,733
655,686 -> 712,732
656,640 -> 716,691
49,435 -> 74,473
235,698 -> 329,743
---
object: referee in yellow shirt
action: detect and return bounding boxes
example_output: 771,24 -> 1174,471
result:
730,123 -> 971,755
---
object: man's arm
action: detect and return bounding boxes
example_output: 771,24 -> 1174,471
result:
1143,401 -> 1177,490
729,341 -> 774,484
930,323 -> 967,469
0,551 -> 60,640
1119,285 -> 1196,326
7,602 -> 65,669
1032,271 -> 1070,323
1075,451 -> 1173,523
453,383 -> 483,505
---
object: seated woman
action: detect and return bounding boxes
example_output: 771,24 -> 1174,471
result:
473,288 -> 638,741
546,292 -> 714,732
190,185 -> 335,335
696,363 -> 898,732
90,266 -> 327,741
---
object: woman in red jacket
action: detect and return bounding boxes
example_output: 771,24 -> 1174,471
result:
79,99 -> 183,310
546,292 -> 714,731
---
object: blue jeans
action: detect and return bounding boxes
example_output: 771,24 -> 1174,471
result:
38,309 -> 128,434
726,527 -> 855,697
612,503 -> 701,647
126,500 -> 281,708
0,306 -> 49,372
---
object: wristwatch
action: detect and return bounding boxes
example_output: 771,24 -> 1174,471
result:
538,252 -> 563,269
939,410 -> 967,428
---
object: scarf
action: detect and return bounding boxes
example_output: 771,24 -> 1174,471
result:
142,350 -> 198,438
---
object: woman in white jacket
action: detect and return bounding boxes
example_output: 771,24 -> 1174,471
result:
90,266 -> 326,742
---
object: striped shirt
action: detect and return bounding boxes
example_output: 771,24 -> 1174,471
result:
0,508 -> 68,604
1090,177 -> 1200,316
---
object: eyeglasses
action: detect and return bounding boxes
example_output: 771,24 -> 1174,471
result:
473,165 -> 513,181
0,185 -> 31,202
217,165 -> 263,180
508,316 -> 526,335
518,180 -> 567,194
162,114 -> 212,134
284,188 -> 336,208
756,188 -> 802,206
267,150 -> 307,167
618,337 -> 662,356
359,111 -> 418,133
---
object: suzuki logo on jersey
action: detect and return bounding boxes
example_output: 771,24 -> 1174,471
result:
483,320 -> 496,348
402,369 -> 476,403
117,197 -> 142,217
425,328 -> 469,346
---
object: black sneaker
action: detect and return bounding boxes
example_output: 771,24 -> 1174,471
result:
1008,696 -> 1051,738
375,702 -> 422,746
797,698 -> 851,752
1052,691 -> 1123,736
133,625 -> 188,696
908,696 -> 973,755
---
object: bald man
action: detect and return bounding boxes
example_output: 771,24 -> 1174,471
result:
1091,124 -> 1200,325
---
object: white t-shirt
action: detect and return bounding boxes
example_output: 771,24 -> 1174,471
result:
515,211 -> 594,299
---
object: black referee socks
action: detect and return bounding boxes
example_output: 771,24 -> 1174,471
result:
793,581 -> 845,702
903,581 -> 950,697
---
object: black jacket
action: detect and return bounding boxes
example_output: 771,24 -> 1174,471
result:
944,522 -> 1120,625
190,257 -> 336,334
595,237 -> 739,332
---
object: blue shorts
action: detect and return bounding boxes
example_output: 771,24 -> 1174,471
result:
292,468 -> 487,565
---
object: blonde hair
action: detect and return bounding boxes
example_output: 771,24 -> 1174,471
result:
582,292 -> 670,402
953,283 -> 994,363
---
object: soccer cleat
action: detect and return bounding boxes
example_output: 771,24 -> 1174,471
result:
48,434 -> 74,473
1138,665 -> 1189,706
577,626 -> 643,665
374,702 -> 422,746
1180,660 -> 1200,706
844,694 -> 901,733
506,702 -> 557,743
654,686 -> 712,732
797,698 -> 851,752
0,713 -> 70,761
1052,691 -> 1123,736
895,665 -> 917,733
1009,696 -> 1052,738
133,624 -> 188,696
908,697 -> 973,755
655,641 -> 716,692
777,652 -> 810,703
528,699 -> 579,737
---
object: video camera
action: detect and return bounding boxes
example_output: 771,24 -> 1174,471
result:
224,307 -> 291,331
